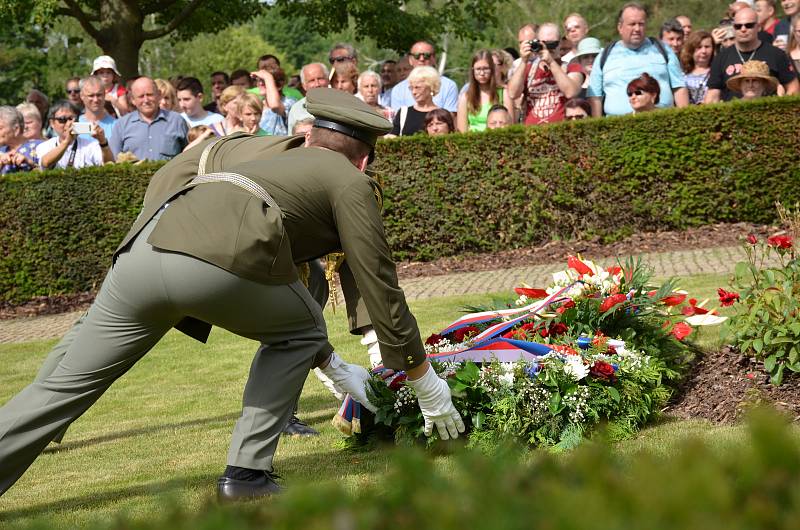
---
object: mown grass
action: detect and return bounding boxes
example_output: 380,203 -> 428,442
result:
0,272 -> 746,528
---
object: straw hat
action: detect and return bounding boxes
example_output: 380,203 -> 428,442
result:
726,60 -> 779,93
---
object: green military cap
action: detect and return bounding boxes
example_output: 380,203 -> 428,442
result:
306,87 -> 392,147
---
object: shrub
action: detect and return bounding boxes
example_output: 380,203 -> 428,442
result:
28,411 -> 800,530
723,204 -> 800,385
1,97 -> 799,305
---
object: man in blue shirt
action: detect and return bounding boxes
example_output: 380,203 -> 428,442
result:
587,2 -> 688,116
78,76 -> 116,143
389,41 -> 459,113
110,77 -> 188,161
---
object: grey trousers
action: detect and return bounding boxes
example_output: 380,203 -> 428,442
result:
0,213 -> 327,496
36,257 -> 332,444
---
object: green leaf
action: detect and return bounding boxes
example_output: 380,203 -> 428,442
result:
789,323 -> 800,335
472,411 -> 486,430
607,386 -> 621,402
770,364 -> 785,386
549,392 -> 563,415
753,339 -> 764,354
763,354 -> 777,373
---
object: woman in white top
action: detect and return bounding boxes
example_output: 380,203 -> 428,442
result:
36,101 -> 113,169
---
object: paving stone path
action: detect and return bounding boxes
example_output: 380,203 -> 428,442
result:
0,245 -> 760,345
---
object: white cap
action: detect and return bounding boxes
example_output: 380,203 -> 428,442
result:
91,55 -> 120,76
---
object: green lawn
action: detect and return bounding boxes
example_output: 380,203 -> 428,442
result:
0,272 -> 750,527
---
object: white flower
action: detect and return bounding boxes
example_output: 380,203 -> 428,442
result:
498,363 -> 515,387
607,339 -> 630,356
515,294 -> 528,306
563,356 -> 589,381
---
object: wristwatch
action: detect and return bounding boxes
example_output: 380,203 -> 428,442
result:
99,141 -> 109,148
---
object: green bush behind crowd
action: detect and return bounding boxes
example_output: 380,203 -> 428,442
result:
1,97 -> 799,304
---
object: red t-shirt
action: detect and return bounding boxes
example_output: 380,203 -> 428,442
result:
522,60 -> 584,125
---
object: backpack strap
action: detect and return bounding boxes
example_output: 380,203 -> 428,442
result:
598,38 -> 669,72
598,40 -> 617,71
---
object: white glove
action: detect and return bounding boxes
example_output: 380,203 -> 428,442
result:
406,364 -> 465,440
319,352 -> 377,412
313,368 -> 344,401
360,328 -> 383,368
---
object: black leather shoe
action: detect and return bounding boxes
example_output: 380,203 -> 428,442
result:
217,473 -> 283,502
282,415 -> 319,437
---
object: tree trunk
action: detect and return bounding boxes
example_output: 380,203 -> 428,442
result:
94,0 -> 146,81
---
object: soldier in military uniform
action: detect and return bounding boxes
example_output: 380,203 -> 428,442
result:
0,89 -> 464,501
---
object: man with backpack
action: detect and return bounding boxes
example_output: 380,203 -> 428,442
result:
587,2 -> 688,117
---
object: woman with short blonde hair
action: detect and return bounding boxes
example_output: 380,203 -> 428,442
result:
15,103 -> 44,141
389,66 -> 440,136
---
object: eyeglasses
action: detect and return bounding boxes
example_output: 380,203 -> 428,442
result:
329,55 -> 354,64
410,52 -> 433,60
66,89 -> 80,94
52,116 -> 76,123
566,114 -> 587,120
627,89 -> 645,97
733,22 -> 757,30
473,67 -> 492,73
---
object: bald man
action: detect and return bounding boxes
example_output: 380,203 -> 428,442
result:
704,6 -> 798,102
109,77 -> 188,161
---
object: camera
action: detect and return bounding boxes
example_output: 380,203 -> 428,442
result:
527,40 -> 543,52
527,40 -> 560,53
72,122 -> 92,135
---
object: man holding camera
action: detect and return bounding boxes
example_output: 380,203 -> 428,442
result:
508,23 -> 584,124
36,100 -> 113,169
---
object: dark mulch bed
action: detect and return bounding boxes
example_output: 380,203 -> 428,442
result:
0,221 -> 774,320
665,346 -> 800,423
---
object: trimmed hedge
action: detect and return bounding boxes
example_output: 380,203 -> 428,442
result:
1,97 -> 799,304
373,96 -> 800,260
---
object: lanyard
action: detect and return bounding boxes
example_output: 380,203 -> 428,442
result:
66,140 -> 78,168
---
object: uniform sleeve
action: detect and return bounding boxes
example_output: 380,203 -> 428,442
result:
666,48 -> 686,89
332,179 -> 425,371
586,53 -> 604,97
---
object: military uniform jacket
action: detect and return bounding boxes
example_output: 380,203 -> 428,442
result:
116,145 -> 425,370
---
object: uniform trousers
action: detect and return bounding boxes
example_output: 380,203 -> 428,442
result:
0,212 -> 328,496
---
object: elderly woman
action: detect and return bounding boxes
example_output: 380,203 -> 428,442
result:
16,103 -> 45,141
726,60 -> 779,100
389,65 -> 440,136
210,85 -> 245,136
0,106 -> 41,175
358,70 -> 393,120
627,73 -> 660,113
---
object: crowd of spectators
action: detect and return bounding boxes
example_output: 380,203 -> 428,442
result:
1,0 -> 798,175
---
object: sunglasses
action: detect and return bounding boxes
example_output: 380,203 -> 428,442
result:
627,89 -> 645,97
733,22 -> 757,30
52,116 -> 76,123
410,52 -> 433,60
329,55 -> 354,64
66,89 -> 81,94
528,40 -> 560,52
566,114 -> 587,120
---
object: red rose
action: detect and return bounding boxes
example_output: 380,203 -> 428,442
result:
388,373 -> 407,391
520,322 -> 537,331
453,325 -> 479,343
425,333 -> 444,346
539,327 -> 549,338
599,293 -> 627,312
746,234 -> 757,245
514,287 -> 549,299
567,255 -> 593,276
717,288 -> 740,307
556,300 -> 576,314
670,322 -> 693,341
660,293 -> 687,306
502,330 -> 516,339
549,322 -> 569,336
590,361 -> 616,382
767,234 -> 793,249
